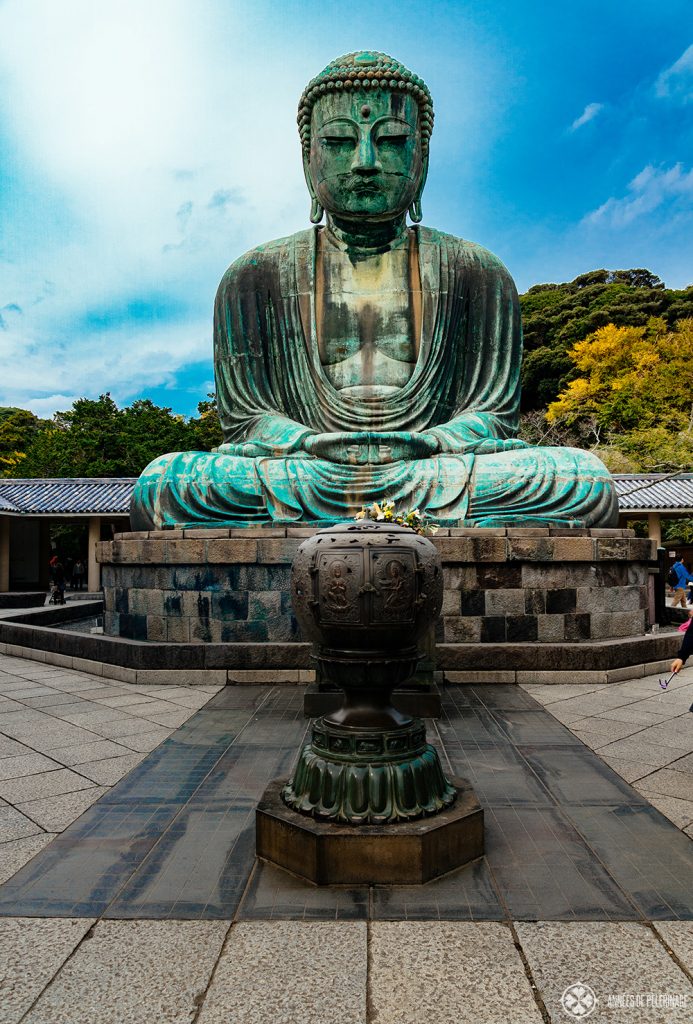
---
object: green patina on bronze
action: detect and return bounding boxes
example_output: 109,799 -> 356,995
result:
130,51 -> 618,530
283,719 -> 456,824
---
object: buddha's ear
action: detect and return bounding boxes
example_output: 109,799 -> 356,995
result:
409,153 -> 429,224
302,151 -> 324,224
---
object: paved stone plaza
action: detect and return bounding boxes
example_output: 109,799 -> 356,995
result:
0,650 -> 691,1022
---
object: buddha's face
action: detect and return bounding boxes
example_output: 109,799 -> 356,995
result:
308,89 -> 424,221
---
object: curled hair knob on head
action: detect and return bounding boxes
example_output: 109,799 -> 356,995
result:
297,50 -> 434,157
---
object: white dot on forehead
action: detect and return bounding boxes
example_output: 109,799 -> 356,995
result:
360,104 -> 371,118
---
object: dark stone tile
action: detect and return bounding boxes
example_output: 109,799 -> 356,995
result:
371,857 -> 502,920
506,616 -> 538,642
4,670 -> 689,926
0,836 -> 158,918
440,740 -> 554,807
518,745 -> 651,806
195,743 -> 305,805
119,613 -> 147,641
459,592 -> 485,615
237,861 -> 369,921
205,686 -> 273,711
565,804 -> 693,920
546,588 -> 577,614
469,686 -> 541,712
480,617 -> 506,643
105,807 -> 257,920
436,705 -> 509,746
492,711 -> 584,747
484,806 -> 639,920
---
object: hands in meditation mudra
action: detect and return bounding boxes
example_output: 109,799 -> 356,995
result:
131,51 -> 617,530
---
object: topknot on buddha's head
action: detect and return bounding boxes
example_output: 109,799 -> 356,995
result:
297,51 -> 434,156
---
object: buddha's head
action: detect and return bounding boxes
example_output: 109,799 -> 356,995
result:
298,52 -> 433,226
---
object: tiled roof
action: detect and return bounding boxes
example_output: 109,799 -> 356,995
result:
0,478 -> 136,515
613,474 -> 693,511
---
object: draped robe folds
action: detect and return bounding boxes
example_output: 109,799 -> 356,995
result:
130,226 -> 618,530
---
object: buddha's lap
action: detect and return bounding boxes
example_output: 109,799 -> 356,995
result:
144,444 -> 609,491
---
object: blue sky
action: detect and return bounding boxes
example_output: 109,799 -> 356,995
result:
1,0 -> 692,418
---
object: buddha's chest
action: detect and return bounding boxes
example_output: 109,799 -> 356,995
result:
318,245 -> 418,397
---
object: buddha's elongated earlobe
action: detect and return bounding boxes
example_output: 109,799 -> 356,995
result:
310,197 -> 324,224
409,153 -> 428,224
408,198 -> 423,223
303,150 -> 324,224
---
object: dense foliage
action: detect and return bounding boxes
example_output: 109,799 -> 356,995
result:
0,394 -> 223,478
543,318 -> 693,474
520,269 -> 693,410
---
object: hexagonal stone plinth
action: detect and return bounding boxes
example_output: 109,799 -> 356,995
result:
256,777 -> 483,885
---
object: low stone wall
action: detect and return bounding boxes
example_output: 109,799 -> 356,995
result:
98,526 -> 655,645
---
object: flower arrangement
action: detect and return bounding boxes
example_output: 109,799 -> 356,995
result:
355,499 -> 439,536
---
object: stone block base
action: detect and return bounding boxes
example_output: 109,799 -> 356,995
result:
255,777 -> 483,885
98,526 -> 654,646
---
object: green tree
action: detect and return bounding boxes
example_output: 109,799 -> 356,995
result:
546,319 -> 693,472
0,408 -> 48,477
18,394 -> 220,477
188,394 -> 223,451
519,269 -> 693,410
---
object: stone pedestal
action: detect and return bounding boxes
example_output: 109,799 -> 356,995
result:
98,526 -> 654,648
256,777 -> 483,885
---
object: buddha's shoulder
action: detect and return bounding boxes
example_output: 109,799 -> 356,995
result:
217,229 -> 314,290
416,226 -> 514,279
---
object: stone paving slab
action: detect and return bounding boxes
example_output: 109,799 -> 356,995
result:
655,921 -> 693,976
0,805 -> 43,842
15,787 -> 110,832
20,920 -> 228,1024
196,922 -> 367,1024
369,922 -> 543,1024
0,835 -> 56,886
517,921 -> 692,1022
0,917 -> 94,1024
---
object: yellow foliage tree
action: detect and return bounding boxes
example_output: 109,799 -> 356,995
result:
546,319 -> 693,471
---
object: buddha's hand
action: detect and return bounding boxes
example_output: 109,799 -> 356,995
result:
464,438 -> 530,455
217,441 -> 275,457
303,431 -> 441,464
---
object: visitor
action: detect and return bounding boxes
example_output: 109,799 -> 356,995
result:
72,559 -> 85,590
671,608 -> 693,674
668,557 -> 693,608
49,557 -> 66,605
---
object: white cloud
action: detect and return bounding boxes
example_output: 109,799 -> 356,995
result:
655,43 -> 693,103
0,0 -> 309,409
22,396 -> 83,419
585,163 -> 693,228
569,102 -> 604,132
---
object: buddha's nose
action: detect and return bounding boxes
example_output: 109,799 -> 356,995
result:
352,135 -> 381,174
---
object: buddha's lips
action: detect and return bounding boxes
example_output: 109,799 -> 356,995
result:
350,180 -> 382,195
